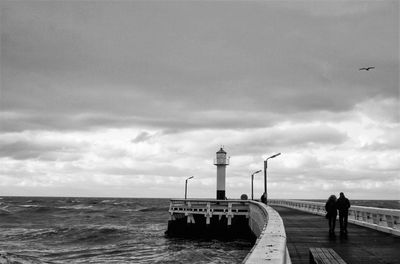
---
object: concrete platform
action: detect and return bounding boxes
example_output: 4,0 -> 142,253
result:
272,206 -> 400,264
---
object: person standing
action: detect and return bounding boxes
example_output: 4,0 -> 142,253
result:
325,195 -> 337,235
336,192 -> 351,234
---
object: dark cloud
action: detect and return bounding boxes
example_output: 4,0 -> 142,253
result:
131,132 -> 152,143
1,1 -> 398,133
0,139 -> 85,161
0,109 -> 280,132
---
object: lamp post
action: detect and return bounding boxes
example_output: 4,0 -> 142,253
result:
263,153 -> 281,204
251,170 -> 262,200
185,176 -> 194,200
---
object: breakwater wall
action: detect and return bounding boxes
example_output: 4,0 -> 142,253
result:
269,199 -> 400,236
166,199 -> 291,264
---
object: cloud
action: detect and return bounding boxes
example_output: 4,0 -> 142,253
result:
219,123 -> 348,157
131,132 -> 153,143
0,1 -> 398,198
0,134 -> 87,161
2,1 -> 398,131
284,1 -> 394,17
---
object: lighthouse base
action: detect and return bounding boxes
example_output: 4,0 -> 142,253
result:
216,190 -> 225,200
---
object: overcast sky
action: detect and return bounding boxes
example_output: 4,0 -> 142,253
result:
1,1 -> 399,199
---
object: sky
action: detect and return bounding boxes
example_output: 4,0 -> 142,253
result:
0,1 -> 399,199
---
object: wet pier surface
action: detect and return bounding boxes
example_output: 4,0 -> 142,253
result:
272,206 -> 400,264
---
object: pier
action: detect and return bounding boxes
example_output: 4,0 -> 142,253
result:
167,199 -> 290,264
167,199 -> 400,264
166,149 -> 400,263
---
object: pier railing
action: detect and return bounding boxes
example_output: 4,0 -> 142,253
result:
269,199 -> 400,236
169,199 -> 248,225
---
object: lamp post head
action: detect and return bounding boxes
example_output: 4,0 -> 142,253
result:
186,176 -> 194,181
254,170 -> 262,174
266,153 -> 281,160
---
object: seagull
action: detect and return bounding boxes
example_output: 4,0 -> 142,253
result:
359,67 -> 375,71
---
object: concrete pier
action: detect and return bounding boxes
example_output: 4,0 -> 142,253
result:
166,199 -> 400,263
166,199 -> 291,264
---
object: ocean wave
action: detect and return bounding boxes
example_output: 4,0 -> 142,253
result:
128,246 -> 171,263
2,227 -> 58,239
0,208 -> 10,215
26,199 -> 41,204
0,197 -> 249,264
4,225 -> 128,243
42,246 -> 131,263
19,204 -> 41,208
137,206 -> 169,212
57,205 -> 95,210
8,205 -> 55,214
30,206 -> 55,213
52,225 -> 127,243
0,251 -> 43,264
66,227 -> 125,244
65,199 -> 81,204
14,204 -> 98,215
100,200 -> 115,204
122,206 -> 166,212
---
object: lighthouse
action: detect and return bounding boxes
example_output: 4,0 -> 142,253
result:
214,147 -> 229,200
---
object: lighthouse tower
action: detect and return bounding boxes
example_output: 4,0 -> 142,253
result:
214,147 -> 229,200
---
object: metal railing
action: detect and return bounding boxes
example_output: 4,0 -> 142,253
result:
269,199 -> 400,236
169,199 -> 249,225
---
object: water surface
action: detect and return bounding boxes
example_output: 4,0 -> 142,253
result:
0,197 -> 253,263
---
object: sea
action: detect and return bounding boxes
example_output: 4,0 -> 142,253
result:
0,197 -> 399,264
0,197 -> 253,264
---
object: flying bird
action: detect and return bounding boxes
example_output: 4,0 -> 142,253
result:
359,67 -> 375,71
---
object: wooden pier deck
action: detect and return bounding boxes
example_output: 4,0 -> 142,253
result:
272,206 -> 400,264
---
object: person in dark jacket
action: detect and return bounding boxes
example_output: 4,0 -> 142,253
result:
325,195 -> 337,235
336,192 -> 351,234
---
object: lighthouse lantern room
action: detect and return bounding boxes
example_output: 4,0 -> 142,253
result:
214,147 -> 229,200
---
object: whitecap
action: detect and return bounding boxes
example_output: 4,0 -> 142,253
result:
57,205 -> 94,210
100,199 -> 116,204
19,204 -> 40,208
0,207 -> 10,214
